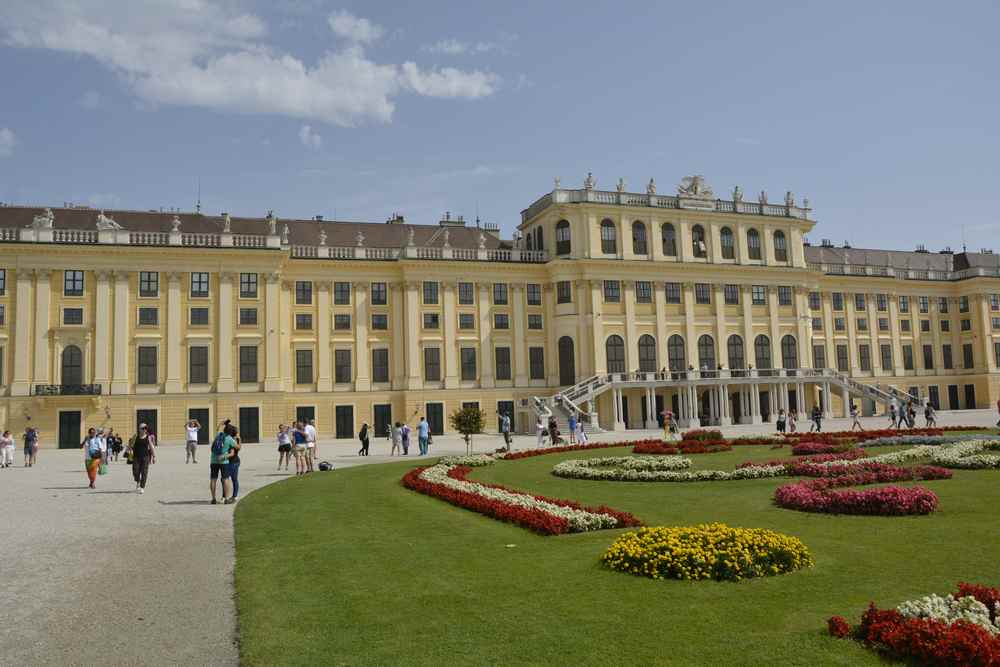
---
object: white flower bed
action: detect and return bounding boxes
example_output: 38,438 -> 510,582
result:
418,464 -> 622,532
552,456 -> 786,482
897,593 -> 999,634
856,435 -> 1000,449
928,440 -> 1000,469
438,454 -> 497,467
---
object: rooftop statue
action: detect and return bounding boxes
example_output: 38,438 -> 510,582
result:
222,213 -> 232,233
281,223 -> 289,244
442,229 -> 450,248
170,215 -> 181,232
646,178 -> 656,195
583,172 -> 596,190
356,230 -> 365,247
554,176 -> 561,190
96,210 -> 122,230
677,175 -> 713,199
267,211 -> 277,235
785,191 -> 795,207
732,185 -> 743,202
758,190 -> 768,205
30,207 -> 54,229
407,228 -> 415,246
318,228 -> 327,246
616,177 -> 625,193
478,232 -> 486,250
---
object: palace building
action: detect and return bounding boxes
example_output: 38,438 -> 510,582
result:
1,174 -> 998,447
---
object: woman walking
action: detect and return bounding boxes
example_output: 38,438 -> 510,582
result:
228,425 -> 242,502
0,430 -> 14,468
82,427 -> 105,489
925,402 -> 937,427
390,422 -> 402,456
277,424 -> 292,471
131,423 -> 156,494
23,426 -> 38,467
776,408 -> 786,433
357,422 -> 370,456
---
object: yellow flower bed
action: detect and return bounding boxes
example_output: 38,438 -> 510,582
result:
601,523 -> 814,582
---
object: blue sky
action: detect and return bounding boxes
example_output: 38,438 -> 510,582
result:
1,1 -> 998,251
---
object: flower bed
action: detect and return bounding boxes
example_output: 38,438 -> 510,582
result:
402,462 -> 640,535
632,440 -> 732,455
828,583 -> 1000,664
553,456 -> 787,482
602,523 -> 813,581
791,442 -> 857,456
438,454 -> 497,467
497,440 -> 642,460
855,434 -> 1000,449
681,428 -> 723,441
737,450 -> 869,469
929,439 -> 1000,469
773,468 -> 947,516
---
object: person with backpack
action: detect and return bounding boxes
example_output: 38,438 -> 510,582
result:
131,423 -> 156,494
23,426 -> 38,467
400,422 -> 411,455
357,422 -> 370,456
500,413 -> 512,450
291,421 -> 308,475
82,427 -> 105,489
209,421 -> 235,504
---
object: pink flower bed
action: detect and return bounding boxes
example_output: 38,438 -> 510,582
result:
773,465 -> 947,515
792,442 -> 856,456
737,450 -> 869,469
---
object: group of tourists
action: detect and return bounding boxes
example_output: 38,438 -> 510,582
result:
533,411 -> 586,447
383,416 -> 433,456
80,424 -> 154,491
888,399 -> 936,429
275,419 -> 317,475
774,409 -> 797,433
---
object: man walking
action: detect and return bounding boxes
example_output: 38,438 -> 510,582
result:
305,418 -> 318,472
417,416 -> 430,456
500,412 -> 512,451
185,418 -> 201,464
567,411 -> 577,444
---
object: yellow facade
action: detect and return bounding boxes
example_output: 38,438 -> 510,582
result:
4,180 -> 999,446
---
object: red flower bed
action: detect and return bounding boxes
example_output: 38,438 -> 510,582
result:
401,465 -> 641,535
499,441 -> 636,460
829,585 -> 1000,665
681,428 -> 723,441
737,450 -> 869,469
632,440 -> 732,455
792,442 -> 857,455
774,480 -> 940,515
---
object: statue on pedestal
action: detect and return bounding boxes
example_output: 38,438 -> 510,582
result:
785,191 -> 795,207
222,213 -> 232,233
356,230 -> 365,247
96,210 -> 122,230
732,185 -> 743,203
583,172 -> 596,190
318,228 -> 327,246
31,208 -> 54,229
647,178 -> 656,195
170,215 -> 181,233
616,177 -> 625,193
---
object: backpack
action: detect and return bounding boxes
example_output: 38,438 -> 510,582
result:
211,432 -> 226,457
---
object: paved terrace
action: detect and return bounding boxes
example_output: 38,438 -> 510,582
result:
1,410 -> 996,666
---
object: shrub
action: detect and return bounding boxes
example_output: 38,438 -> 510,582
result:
681,429 -> 723,441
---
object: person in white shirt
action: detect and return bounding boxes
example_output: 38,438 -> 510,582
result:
184,419 -> 201,464
305,419 -> 318,472
83,428 -> 106,489
0,430 -> 14,468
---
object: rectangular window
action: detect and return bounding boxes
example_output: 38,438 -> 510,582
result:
603,280 -> 621,303
928,385 -> 940,410
137,346 -> 157,384
458,313 -> 475,330
528,314 -> 543,330
695,283 -> 711,304
371,314 -> 388,330
900,319 -> 911,332
959,296 -> 969,313
903,345 -> 914,371
995,342 -> 1000,368
334,314 -> 351,330
918,296 -> 929,313
920,319 -> 930,332
724,285 -> 739,305
878,317 -> 889,331
295,281 -> 313,305
751,285 -> 767,305
189,307 -> 209,326
961,318 -> 972,331
423,281 -> 439,305
834,317 -> 845,332
239,272 -> 258,298
963,343 -> 974,369
189,346 -> 209,384
64,270 -> 84,296
295,349 -> 313,384
526,283 -> 541,306
493,313 -> 510,330
832,292 -> 844,311
423,313 -> 440,329
370,282 -> 387,305
458,282 -> 474,305
856,317 -> 868,332
493,283 -> 508,305
239,346 -> 258,383
190,272 -> 209,298
423,347 -> 441,381
495,347 -> 512,381
557,281 -> 572,304
836,344 -> 849,372
0,305 -> 5,326
138,307 -> 158,326
938,297 -> 949,313
943,344 -> 953,370
0,269 -> 5,295
635,281 -> 652,303
855,294 -> 866,310
295,313 -> 313,330
876,294 -> 888,311
63,308 -> 84,325
777,286 -> 792,306
859,344 -> 871,371
811,317 -> 822,331
529,347 -> 545,380
812,345 -> 826,369
923,344 -> 934,370
880,343 -> 893,371
334,349 -> 352,383
993,317 -> 1000,330
992,295 -> 1000,312
941,320 -> 950,332
898,295 -> 909,313
372,349 -> 389,383
239,308 -> 258,326
139,271 -> 159,297
665,282 -> 681,304
334,282 -> 351,305
460,347 -> 477,381
809,292 -> 821,310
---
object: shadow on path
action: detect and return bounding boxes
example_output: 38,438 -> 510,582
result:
157,499 -> 215,506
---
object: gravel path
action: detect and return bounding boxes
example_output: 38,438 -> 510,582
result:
1,410 -> 992,666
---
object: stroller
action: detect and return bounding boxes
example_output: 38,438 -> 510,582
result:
547,418 -> 564,446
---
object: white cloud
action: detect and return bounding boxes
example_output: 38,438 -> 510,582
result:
80,89 -> 101,109
0,128 -> 14,156
422,34 -> 517,56
298,124 -> 322,149
0,2 -> 498,127
328,10 -> 382,44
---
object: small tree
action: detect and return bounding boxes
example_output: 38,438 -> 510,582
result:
449,406 -> 485,454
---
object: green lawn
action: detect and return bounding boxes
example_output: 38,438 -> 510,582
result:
234,440 -> 1000,666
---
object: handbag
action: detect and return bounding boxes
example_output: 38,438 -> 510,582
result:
98,462 -> 108,475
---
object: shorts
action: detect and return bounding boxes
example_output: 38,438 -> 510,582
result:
294,444 -> 306,454
210,463 -> 232,480
278,444 -> 291,453
306,442 -> 315,449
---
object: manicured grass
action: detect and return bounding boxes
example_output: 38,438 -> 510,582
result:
234,438 -> 1000,666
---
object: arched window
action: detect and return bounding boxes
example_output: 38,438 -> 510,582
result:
62,345 -> 83,386
774,230 -> 788,262
661,223 -> 677,256
638,334 -> 657,372
667,334 -> 685,371
692,224 -> 707,258
727,335 -> 745,369
747,228 -> 761,260
697,334 -> 716,370
535,227 -> 544,251
558,336 -> 575,386
600,219 -> 617,254
720,227 -> 735,259
631,221 -> 647,255
754,334 -> 772,371
605,335 -> 625,374
526,233 -> 534,251
555,220 -> 571,255
781,334 -> 798,369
